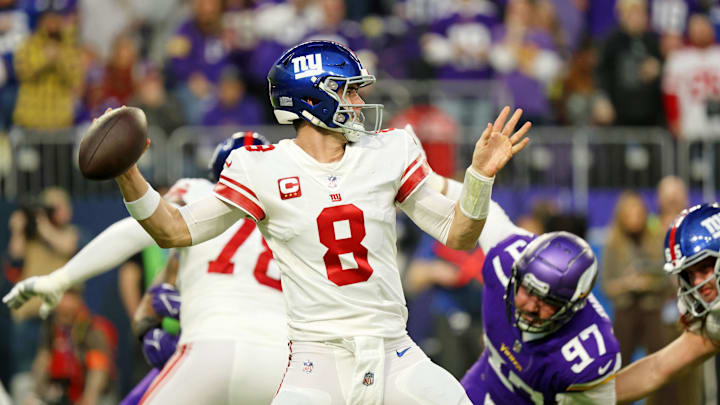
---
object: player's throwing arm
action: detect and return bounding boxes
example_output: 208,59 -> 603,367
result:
76,107 -> 242,248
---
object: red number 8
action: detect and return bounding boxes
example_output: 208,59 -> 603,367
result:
316,204 -> 374,286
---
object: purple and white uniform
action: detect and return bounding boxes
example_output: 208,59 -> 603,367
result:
461,203 -> 621,404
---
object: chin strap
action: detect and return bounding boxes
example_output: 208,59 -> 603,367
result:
300,110 -> 364,142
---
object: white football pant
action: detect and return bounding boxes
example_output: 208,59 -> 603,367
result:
139,338 -> 288,404
272,335 -> 472,405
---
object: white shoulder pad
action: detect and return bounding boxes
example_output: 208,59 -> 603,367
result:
165,178 -> 215,206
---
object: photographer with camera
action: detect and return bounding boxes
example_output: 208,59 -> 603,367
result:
8,187 -> 79,319
6,187 -> 79,401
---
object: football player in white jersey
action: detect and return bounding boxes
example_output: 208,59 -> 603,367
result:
4,132 -> 289,405
110,40 -> 531,405
615,203 -> 720,403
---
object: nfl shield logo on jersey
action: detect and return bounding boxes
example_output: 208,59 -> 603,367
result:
303,360 -> 313,374
363,371 -> 374,386
327,175 -> 338,188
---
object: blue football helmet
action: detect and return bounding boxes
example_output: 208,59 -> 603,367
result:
505,232 -> 598,334
664,203 -> 720,317
267,40 -> 383,142
208,131 -> 269,182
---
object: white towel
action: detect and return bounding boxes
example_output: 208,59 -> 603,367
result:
346,336 -> 385,405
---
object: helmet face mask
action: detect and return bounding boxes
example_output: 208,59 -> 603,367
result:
505,232 -> 598,334
318,76 -> 383,142
664,203 -> 720,318
268,41 -> 384,142
676,255 -> 720,317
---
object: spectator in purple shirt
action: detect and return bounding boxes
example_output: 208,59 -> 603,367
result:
419,0 -> 501,132
246,0 -> 323,92
166,0 -> 230,123
303,0 -> 375,72
166,0 -> 229,86
421,0 -> 499,81
489,0 -> 563,124
201,66 -> 264,127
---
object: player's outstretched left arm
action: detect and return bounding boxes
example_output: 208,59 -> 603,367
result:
3,217 -> 156,316
445,106 -> 531,249
615,330 -> 718,403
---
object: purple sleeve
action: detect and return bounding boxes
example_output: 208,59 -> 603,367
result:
119,368 -> 161,405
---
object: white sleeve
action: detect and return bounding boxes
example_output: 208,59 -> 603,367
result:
178,195 -> 246,244
444,178 -> 531,251
445,176 -> 463,201
555,379 -> 616,405
398,181 -> 456,245
59,217 -> 156,284
479,200 -> 533,251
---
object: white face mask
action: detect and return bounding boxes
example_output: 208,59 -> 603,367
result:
319,76 -> 383,142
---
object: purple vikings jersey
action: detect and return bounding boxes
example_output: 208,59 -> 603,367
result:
462,233 -> 621,404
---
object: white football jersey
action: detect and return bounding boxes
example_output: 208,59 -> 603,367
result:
213,129 -> 430,341
165,179 -> 287,346
663,46 -> 720,139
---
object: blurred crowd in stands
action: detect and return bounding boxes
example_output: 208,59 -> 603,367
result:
0,0 -> 719,136
4,0 -> 720,404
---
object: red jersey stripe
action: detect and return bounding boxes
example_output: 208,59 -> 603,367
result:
274,340 -> 293,398
401,156 -> 422,180
243,131 -> 254,146
219,174 -> 259,199
396,162 -> 430,203
214,183 -> 266,221
668,222 -> 679,263
138,344 -> 190,405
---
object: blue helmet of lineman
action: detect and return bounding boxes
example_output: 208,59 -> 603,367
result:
267,40 -> 383,142
505,231 -> 598,333
208,131 -> 269,182
664,203 -> 720,317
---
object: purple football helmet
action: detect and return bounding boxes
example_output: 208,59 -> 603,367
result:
267,40 -> 383,142
505,231 -> 598,333
664,203 -> 720,317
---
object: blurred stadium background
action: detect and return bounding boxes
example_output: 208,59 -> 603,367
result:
0,0 -> 718,403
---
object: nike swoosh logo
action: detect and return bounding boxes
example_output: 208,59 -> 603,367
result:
225,160 -> 232,168
396,347 -> 411,357
598,359 -> 613,375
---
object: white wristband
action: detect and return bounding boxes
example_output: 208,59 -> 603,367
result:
124,183 -> 161,220
459,167 -> 494,220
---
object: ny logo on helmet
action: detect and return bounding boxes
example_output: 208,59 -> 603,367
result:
701,213 -> 720,238
292,54 -> 323,79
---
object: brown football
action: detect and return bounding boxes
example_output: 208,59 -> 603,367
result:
78,106 -> 148,180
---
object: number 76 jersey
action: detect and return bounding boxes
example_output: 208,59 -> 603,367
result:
462,233 -> 621,404
213,130 -> 429,341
